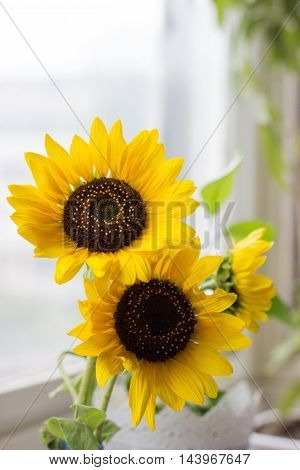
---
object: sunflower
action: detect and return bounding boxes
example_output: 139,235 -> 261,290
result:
219,228 -> 276,332
8,118 -> 198,284
69,243 -> 251,430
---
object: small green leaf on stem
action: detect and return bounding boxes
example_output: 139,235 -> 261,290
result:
227,219 -> 276,242
71,404 -> 106,430
47,418 -> 65,440
40,421 -> 62,449
100,420 -> 120,444
186,390 -> 225,416
201,154 -> 243,214
268,296 -> 293,325
46,417 -> 99,450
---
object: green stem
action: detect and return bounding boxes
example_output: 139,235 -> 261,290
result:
85,370 -> 97,406
78,357 -> 97,405
96,375 -> 118,442
100,375 -> 118,412
58,351 -> 79,403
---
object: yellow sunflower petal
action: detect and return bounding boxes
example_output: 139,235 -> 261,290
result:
247,320 -> 260,333
70,135 -> 94,182
89,117 -> 109,176
119,130 -> 159,182
34,243 -> 75,259
145,394 -> 156,431
157,180 -> 197,203
16,222 -> 63,246
195,289 -> 237,313
96,354 -> 122,387
55,248 -> 88,284
234,228 -> 266,249
161,360 -> 204,405
232,249 -> 264,274
86,254 -> 113,278
183,256 -> 223,290
196,373 -> 218,399
183,343 -> 233,376
108,120 -> 127,177
10,209 -> 60,227
84,278 -> 100,303
73,336 -> 106,356
121,353 -> 138,372
68,321 -> 92,341
139,158 -> 184,200
8,186 -> 62,222
25,152 -> 68,200
73,334 -> 118,356
45,134 -> 81,187
93,271 -> 113,298
236,273 -> 273,292
45,133 -> 69,160
129,361 -> 154,427
78,300 -> 93,319
153,216 -> 196,251
167,242 -> 201,287
9,184 -> 38,197
7,193 -> 62,216
195,313 -> 252,351
156,368 -> 185,411
117,251 -> 151,285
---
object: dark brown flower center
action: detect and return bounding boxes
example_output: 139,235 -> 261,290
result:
114,279 -> 196,362
63,178 -> 146,253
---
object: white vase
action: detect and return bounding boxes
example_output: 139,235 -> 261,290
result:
108,381 -> 259,450
249,409 -> 300,450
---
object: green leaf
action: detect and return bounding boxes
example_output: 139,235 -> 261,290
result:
47,418 -> 65,440
40,422 -> 64,450
46,418 -> 99,450
280,380 -> 300,416
187,390 -> 225,416
201,154 -> 243,214
227,219 -> 276,242
71,404 -> 106,430
156,403 -> 165,414
100,420 -> 120,444
259,123 -> 289,190
268,296 -> 293,325
59,419 -> 99,450
40,421 -> 57,446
